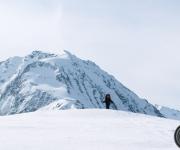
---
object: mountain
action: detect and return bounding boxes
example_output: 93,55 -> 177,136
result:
155,105 -> 180,120
0,50 -> 163,117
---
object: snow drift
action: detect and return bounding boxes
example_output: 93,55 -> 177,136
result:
0,109 -> 179,150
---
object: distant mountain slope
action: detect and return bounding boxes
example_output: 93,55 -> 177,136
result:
0,50 -> 163,117
155,105 -> 180,120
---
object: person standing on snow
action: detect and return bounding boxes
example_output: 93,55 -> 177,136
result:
103,94 -> 114,109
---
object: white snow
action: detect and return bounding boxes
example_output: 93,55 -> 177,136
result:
0,109 -> 179,150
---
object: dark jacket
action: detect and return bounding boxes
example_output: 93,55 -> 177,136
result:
103,94 -> 113,109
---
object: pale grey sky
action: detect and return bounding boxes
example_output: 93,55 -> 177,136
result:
0,0 -> 179,109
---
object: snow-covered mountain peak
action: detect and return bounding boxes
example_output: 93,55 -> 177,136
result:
63,50 -> 76,58
60,50 -> 83,64
25,50 -> 57,61
0,50 -> 166,118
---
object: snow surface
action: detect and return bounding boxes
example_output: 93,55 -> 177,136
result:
0,109 -> 179,150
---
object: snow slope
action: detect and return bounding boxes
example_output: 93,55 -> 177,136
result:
0,50 -> 163,117
0,109 -> 179,150
155,105 -> 180,120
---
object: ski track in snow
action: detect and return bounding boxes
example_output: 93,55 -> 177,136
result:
0,109 -> 179,150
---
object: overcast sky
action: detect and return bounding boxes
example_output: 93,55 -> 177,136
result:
0,0 -> 179,109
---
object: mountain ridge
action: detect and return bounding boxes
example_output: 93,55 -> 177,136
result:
155,104 -> 180,120
0,50 -> 168,118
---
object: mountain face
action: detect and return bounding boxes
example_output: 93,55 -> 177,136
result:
155,105 -> 180,120
0,50 -> 163,117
